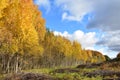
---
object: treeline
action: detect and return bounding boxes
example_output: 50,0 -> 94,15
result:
0,0 -> 105,74
40,30 -> 105,68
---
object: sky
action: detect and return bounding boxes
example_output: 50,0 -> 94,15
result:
34,0 -> 120,58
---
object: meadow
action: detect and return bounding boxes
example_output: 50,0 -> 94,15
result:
2,58 -> 120,80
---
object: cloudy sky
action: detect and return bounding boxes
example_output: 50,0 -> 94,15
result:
34,0 -> 120,58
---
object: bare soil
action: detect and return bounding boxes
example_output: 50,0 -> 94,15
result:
4,72 -> 54,80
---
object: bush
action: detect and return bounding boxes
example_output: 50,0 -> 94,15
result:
104,55 -> 111,61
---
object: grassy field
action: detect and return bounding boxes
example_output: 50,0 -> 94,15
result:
1,68 -> 103,80
23,68 -> 103,80
2,58 -> 120,80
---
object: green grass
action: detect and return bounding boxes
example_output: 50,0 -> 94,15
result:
2,59 -> 120,80
50,72 -> 102,80
22,68 -> 103,80
23,68 -> 54,74
0,74 -> 6,80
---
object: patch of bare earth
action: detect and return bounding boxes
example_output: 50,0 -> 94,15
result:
51,68 -> 80,73
4,72 -> 54,80
84,70 -> 120,80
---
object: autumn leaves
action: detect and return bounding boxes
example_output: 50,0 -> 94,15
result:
0,0 -> 105,73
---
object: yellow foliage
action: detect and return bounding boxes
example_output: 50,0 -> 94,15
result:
0,0 -> 46,56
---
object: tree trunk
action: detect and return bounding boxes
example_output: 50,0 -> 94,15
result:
6,54 -> 14,73
15,54 -> 19,73
6,60 -> 10,73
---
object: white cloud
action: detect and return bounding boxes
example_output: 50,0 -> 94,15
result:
34,0 -> 120,57
54,30 -> 98,49
34,0 -> 50,12
88,0 -> 120,31
55,0 -> 94,21
55,0 -> 120,28
54,30 -> 118,58
87,0 -> 120,54
97,48 -> 107,55
97,30 -> 120,52
97,47 -> 118,58
55,0 -> 120,53
62,12 -> 81,21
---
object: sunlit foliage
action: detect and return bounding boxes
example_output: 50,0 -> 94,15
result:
0,0 -> 105,73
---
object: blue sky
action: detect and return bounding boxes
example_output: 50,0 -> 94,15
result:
34,0 -> 120,58
39,3 -> 89,33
